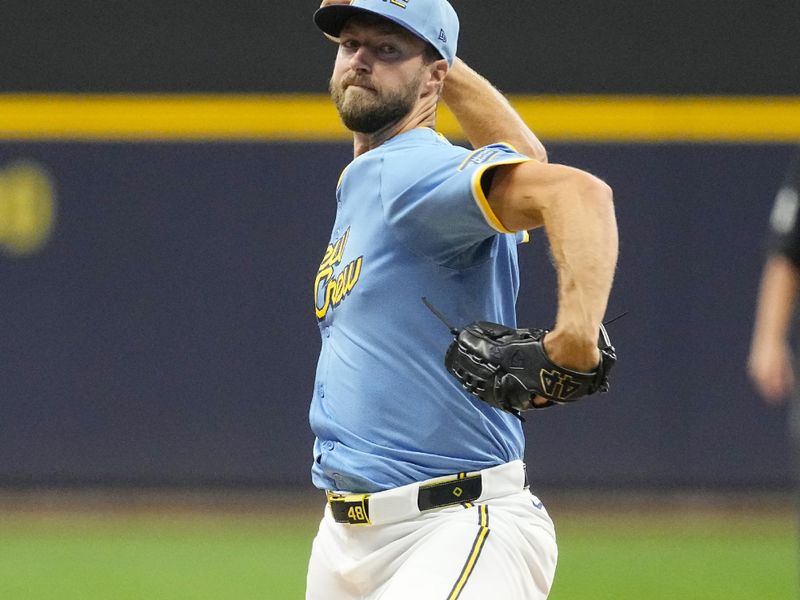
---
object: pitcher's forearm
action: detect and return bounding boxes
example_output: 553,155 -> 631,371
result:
548,180 -> 618,345
752,255 -> 800,348
442,59 -> 547,161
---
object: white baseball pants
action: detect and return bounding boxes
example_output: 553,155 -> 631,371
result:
306,461 -> 558,599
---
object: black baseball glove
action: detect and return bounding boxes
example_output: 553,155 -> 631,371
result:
444,321 -> 616,415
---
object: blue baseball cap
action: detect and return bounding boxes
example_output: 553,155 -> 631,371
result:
314,0 -> 459,66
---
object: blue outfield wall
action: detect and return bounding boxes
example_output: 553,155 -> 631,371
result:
0,142 -> 795,490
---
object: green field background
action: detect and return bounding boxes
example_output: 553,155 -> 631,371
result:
0,493 -> 796,600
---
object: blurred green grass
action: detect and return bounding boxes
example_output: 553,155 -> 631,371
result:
548,511 -> 798,599
0,512 -> 318,600
0,505 -> 796,599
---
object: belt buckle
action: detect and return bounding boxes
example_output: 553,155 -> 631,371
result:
327,491 -> 371,525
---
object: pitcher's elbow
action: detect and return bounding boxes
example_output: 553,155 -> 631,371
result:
573,172 -> 613,209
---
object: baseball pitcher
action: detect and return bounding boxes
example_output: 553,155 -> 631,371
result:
306,1 -> 619,598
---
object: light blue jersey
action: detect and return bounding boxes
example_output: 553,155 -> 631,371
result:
310,127 -> 532,493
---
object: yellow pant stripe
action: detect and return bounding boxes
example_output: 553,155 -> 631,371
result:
447,505 -> 490,600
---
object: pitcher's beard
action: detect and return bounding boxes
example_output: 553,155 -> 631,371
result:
329,77 -> 420,134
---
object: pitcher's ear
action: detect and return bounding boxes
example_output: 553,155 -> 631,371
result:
425,59 -> 449,96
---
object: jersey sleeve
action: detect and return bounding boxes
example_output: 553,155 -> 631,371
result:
379,141 -> 531,266
768,151 -> 800,268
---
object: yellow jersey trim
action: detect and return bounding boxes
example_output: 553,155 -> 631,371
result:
470,157 -> 531,235
336,163 -> 353,190
497,140 -> 522,154
0,94 -> 799,142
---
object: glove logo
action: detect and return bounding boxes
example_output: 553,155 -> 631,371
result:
539,369 -> 581,401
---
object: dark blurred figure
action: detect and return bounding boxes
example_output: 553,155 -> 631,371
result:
748,149 -> 800,476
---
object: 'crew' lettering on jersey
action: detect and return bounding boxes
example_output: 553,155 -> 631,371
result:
315,227 -> 363,320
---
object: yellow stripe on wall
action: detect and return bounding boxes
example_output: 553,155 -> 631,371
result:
0,94 -> 799,142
